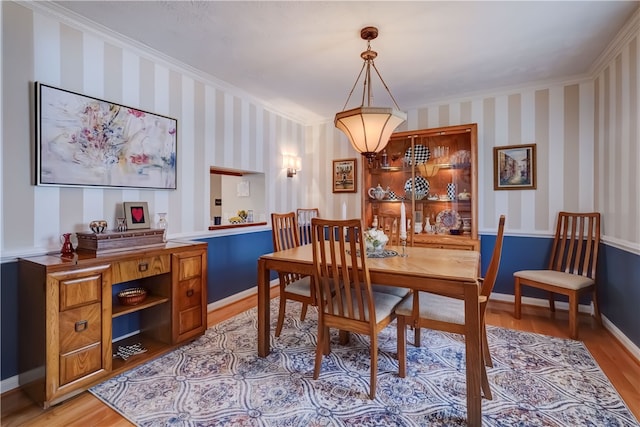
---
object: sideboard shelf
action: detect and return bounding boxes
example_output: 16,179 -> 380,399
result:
112,295 -> 170,318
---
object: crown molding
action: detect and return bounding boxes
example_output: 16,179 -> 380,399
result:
589,5 -> 640,76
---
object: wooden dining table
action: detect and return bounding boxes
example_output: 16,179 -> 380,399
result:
257,244 -> 482,426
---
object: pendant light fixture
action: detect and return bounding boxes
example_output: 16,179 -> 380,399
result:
335,26 -> 407,163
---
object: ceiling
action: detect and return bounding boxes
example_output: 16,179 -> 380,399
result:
52,1 -> 638,123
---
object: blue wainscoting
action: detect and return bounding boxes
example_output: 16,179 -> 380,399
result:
198,230 -> 276,302
1,261 -> 18,381
1,232 -> 638,383
480,234 -> 553,296
598,244 -> 640,345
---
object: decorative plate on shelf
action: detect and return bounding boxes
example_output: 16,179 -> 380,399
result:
404,176 -> 430,194
387,190 -> 398,200
436,209 -> 462,233
404,144 -> 430,165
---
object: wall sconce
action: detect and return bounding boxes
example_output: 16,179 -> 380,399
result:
283,154 -> 301,178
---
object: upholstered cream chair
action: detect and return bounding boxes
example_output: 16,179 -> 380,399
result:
396,215 -> 506,400
310,218 -> 404,399
271,212 -> 315,337
514,211 -> 602,339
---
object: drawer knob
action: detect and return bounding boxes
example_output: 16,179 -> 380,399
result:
138,262 -> 148,272
75,320 -> 88,332
186,289 -> 194,298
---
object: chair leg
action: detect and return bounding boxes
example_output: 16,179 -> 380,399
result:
397,315 -> 407,378
592,287 -> 603,326
300,302 -> 308,321
369,334 -> 378,400
569,293 -> 579,340
481,322 -> 493,368
313,325 -> 326,379
514,278 -> 522,319
323,326 -> 331,355
275,294 -> 287,337
414,326 -> 422,347
481,363 -> 492,400
548,291 -> 556,312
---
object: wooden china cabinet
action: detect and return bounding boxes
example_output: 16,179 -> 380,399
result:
18,241 -> 208,408
362,123 -> 479,250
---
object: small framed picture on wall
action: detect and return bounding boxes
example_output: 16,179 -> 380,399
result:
332,158 -> 358,193
493,144 -> 537,190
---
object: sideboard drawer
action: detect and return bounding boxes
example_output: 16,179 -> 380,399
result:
59,274 -> 102,311
59,342 -> 103,386
112,255 -> 171,283
59,303 -> 102,354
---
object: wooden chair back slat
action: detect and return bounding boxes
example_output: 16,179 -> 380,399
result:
548,212 -> 600,279
377,212 -> 413,246
311,218 -> 372,323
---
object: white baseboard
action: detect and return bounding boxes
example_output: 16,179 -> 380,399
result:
1,375 -> 19,394
207,279 -> 279,312
491,292 -> 640,361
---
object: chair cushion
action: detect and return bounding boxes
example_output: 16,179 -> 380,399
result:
395,292 -> 465,325
285,276 -> 312,296
514,270 -> 595,290
327,289 -> 403,323
371,284 -> 411,298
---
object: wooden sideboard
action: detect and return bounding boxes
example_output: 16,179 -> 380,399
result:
18,240 -> 208,408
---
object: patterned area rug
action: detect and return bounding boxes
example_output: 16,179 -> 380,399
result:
91,299 -> 639,426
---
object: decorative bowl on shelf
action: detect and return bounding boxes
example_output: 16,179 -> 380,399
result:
117,287 -> 148,306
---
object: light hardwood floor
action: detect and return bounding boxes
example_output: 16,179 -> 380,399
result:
2,293 -> 639,426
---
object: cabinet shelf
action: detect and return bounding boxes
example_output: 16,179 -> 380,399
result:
371,162 -> 471,174
369,199 -> 472,203
111,333 -> 175,375
112,295 -> 170,318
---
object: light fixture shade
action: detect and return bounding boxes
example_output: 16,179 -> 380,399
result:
335,106 -> 407,160
282,154 -> 301,177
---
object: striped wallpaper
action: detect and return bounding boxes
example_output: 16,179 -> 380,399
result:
1,2 -> 639,258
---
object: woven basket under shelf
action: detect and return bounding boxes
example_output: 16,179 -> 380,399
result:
117,287 -> 148,306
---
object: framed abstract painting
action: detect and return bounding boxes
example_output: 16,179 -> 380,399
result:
35,82 -> 177,189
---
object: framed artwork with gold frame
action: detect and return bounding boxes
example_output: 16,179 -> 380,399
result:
494,144 -> 537,190
332,158 -> 357,193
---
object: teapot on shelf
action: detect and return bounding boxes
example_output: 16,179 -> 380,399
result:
368,184 -> 390,201
458,189 -> 471,200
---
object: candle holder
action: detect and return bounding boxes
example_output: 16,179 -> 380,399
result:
400,235 -> 408,257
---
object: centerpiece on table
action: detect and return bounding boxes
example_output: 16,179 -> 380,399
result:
364,228 -> 389,254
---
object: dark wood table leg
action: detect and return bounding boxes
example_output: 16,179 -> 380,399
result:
257,258 -> 270,357
464,282 -> 482,427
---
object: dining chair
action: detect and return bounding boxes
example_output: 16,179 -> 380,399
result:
271,212 -> 315,337
310,218 -> 405,399
297,208 -> 320,245
376,212 -> 413,246
513,211 -> 602,340
396,214 -> 506,400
